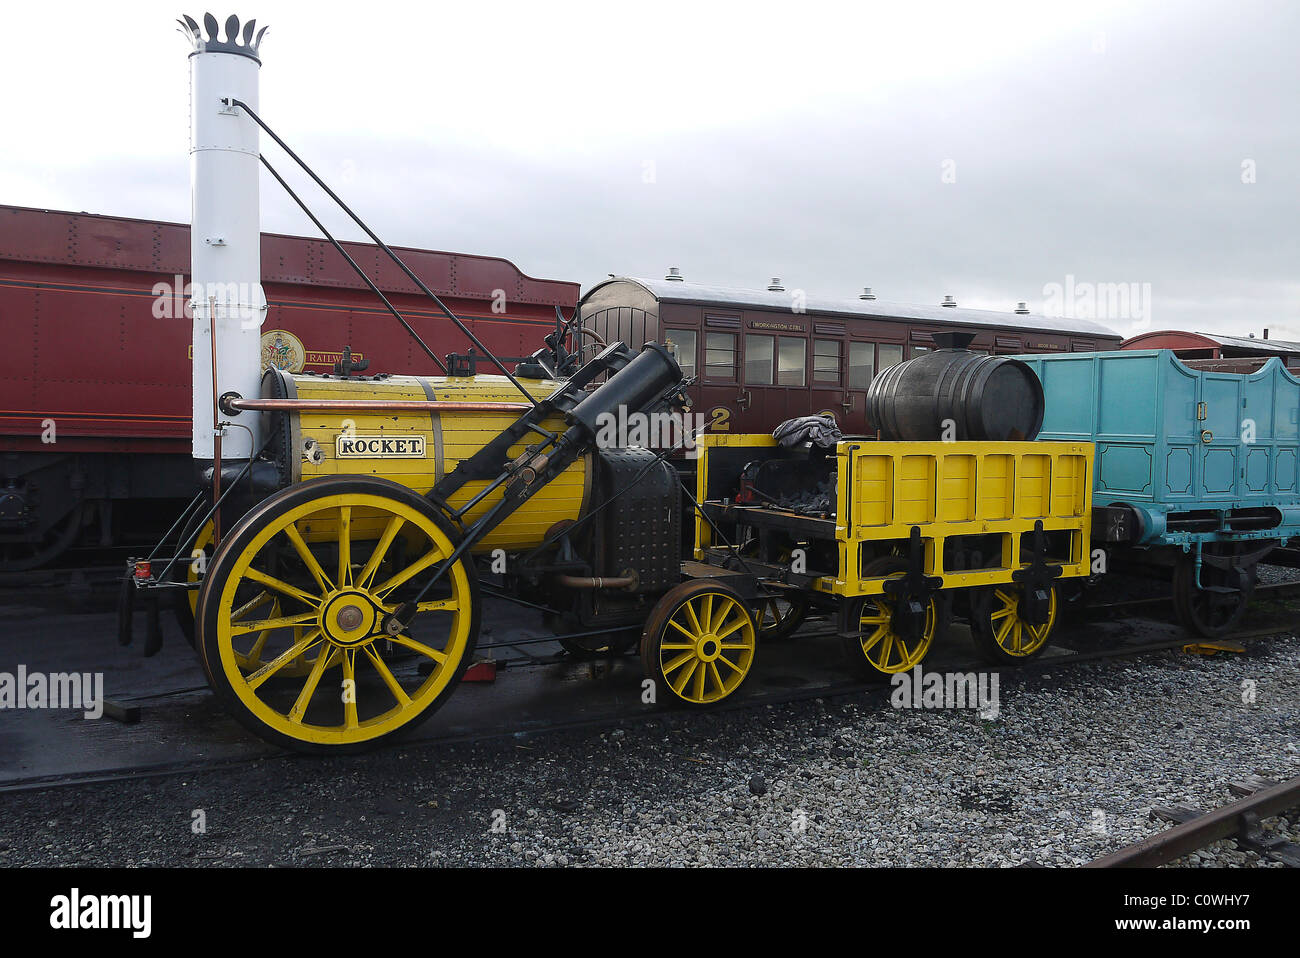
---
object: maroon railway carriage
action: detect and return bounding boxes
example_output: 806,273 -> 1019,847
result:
580,274 -> 1122,437
0,204 -> 578,570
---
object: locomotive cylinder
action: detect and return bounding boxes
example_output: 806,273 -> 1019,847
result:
567,343 -> 683,436
866,335 -> 1045,442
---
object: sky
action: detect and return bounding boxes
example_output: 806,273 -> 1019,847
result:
2,0 -> 1297,340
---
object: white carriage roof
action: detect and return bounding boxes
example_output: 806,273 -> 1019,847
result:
615,277 -> 1121,339
1199,332 -> 1300,353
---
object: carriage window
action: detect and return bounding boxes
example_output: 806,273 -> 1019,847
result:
664,329 -> 696,379
813,339 -> 841,385
743,335 -> 774,385
878,343 -> 904,370
704,332 -> 737,379
911,345 -> 930,358
848,342 -> 875,390
777,337 -> 806,386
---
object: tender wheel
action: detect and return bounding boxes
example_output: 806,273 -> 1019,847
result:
1172,555 -> 1252,638
968,582 -> 1058,664
756,592 -> 809,640
839,556 -> 938,677
641,579 -> 757,707
196,476 -> 479,753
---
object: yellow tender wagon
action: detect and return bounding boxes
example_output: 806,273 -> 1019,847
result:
637,434 -> 1094,705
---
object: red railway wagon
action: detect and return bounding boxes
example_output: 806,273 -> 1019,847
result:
0,204 -> 578,570
580,274 -> 1122,438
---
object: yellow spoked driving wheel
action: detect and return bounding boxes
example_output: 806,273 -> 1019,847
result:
641,579 -> 757,707
196,476 -> 479,754
969,582 -> 1057,664
839,557 -> 938,677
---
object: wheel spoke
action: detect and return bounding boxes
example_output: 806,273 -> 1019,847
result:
282,522 -> 333,593
671,660 -> 699,695
245,629 -> 323,690
341,648 -> 359,730
682,600 -> 703,636
861,626 -> 887,653
717,653 -> 741,673
373,546 -> 444,597
662,651 -> 696,675
230,610 -> 318,636
692,660 -> 706,700
363,645 -> 412,708
243,567 -> 321,607
389,633 -> 448,666
710,597 -> 731,633
715,616 -> 747,640
231,590 -> 274,621
358,514 -> 405,590
668,618 -> 698,640
337,505 -> 352,588
708,661 -> 725,695
288,641 -> 333,723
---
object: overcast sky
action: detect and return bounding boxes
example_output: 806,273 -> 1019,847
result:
4,0 -> 1297,340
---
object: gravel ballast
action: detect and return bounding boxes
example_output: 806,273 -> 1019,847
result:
1,634 -> 1297,867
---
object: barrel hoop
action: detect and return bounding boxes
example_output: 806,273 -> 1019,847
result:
417,377 -> 446,483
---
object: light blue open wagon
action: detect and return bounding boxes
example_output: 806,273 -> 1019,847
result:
1017,349 -> 1300,636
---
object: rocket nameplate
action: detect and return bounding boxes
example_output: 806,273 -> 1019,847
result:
336,435 -> 427,459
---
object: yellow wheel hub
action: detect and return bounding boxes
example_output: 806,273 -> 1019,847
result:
988,586 -> 1056,657
200,490 -> 475,749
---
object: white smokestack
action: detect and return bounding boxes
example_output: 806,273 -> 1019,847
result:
180,14 -> 268,460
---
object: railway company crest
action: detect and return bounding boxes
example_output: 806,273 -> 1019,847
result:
261,329 -> 306,373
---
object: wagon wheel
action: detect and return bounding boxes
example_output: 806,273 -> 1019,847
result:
968,582 -> 1058,665
641,579 -> 757,707
1171,555 -> 1253,638
177,518 -> 323,678
196,476 -> 479,753
756,592 -> 809,640
839,556 -> 938,677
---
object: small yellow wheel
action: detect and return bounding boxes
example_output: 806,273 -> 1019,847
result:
840,556 -> 938,677
641,579 -> 757,707
969,582 -> 1057,664
196,476 -> 478,753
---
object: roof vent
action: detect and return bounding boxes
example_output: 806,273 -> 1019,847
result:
767,277 -> 784,292
941,295 -> 957,308
664,267 -> 684,282
859,287 -> 877,300
1015,302 -> 1030,314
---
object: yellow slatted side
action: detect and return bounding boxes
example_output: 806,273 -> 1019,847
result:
1016,453 -> 1050,517
853,454 -> 892,527
978,453 -> 1014,520
286,374 -> 586,553
896,455 -> 935,525
938,453 -> 976,522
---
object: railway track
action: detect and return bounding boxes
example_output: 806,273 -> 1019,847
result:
5,604 -> 1298,797
1087,775 -> 1300,867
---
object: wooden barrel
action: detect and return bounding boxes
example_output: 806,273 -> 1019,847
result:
865,343 -> 1044,442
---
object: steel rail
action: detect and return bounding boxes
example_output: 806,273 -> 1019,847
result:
1086,774 -> 1300,868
